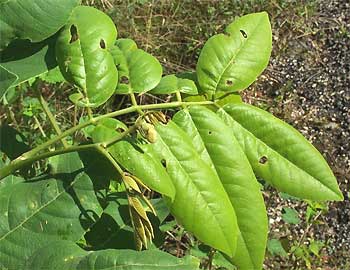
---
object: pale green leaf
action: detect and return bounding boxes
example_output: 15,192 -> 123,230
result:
56,6 -> 118,107
150,74 -> 198,95
218,103 -> 343,201
147,120 -> 239,257
196,12 -> 272,95
111,38 -> 162,94
173,106 -> 267,269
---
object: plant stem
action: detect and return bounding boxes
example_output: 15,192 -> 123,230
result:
0,101 -> 213,179
94,146 -> 124,175
37,92 -> 68,148
0,144 -> 99,180
130,92 -> 143,115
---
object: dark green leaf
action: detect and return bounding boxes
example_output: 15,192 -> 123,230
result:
0,38 -> 57,98
0,152 -> 103,268
0,0 -> 79,50
27,240 -> 200,269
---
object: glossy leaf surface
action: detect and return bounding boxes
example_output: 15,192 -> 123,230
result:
218,103 -> 343,201
173,106 -> 267,270
27,240 -> 199,269
196,12 -> 272,94
150,74 -> 198,95
111,38 -> 162,94
0,0 -> 79,50
147,120 -> 239,257
0,152 -> 103,269
56,6 -> 118,107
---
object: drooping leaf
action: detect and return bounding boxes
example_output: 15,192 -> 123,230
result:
146,120 -> 239,257
150,74 -> 197,95
56,6 -> 118,107
0,38 -> 57,98
27,240 -> 200,270
0,0 -> 79,50
0,152 -> 103,269
172,106 -> 267,269
90,119 -> 175,201
196,12 -> 272,95
111,38 -> 162,94
218,103 -> 343,201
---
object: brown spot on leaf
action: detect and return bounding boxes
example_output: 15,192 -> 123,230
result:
120,76 -> 129,84
259,156 -> 268,164
100,39 -> 106,49
69,25 -> 79,43
226,80 -> 233,86
240,29 -> 247,38
161,159 -> 167,168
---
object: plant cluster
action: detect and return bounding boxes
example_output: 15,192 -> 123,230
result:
0,1 -> 343,269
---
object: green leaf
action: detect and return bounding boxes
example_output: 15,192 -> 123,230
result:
148,120 -> 239,257
0,152 -> 103,269
39,66 -> 65,84
0,0 -> 79,50
150,74 -> 198,95
196,12 -> 272,95
0,38 -> 57,98
218,103 -> 343,201
27,240 -> 200,269
111,38 -> 162,94
90,119 -> 176,201
309,240 -> 324,257
267,239 -> 288,257
213,252 -> 237,269
0,125 -> 30,160
282,207 -> 300,225
172,106 -> 267,269
84,195 -> 135,250
56,6 -> 118,107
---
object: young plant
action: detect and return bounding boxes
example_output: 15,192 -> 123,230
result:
0,1 -> 343,270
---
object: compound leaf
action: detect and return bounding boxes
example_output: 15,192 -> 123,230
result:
27,240 -> 200,270
56,6 -> 118,107
173,106 -> 267,270
196,12 -> 272,95
218,103 -> 343,201
111,38 -> 162,94
0,0 -> 79,50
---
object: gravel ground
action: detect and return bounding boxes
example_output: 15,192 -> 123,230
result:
245,1 -> 349,268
